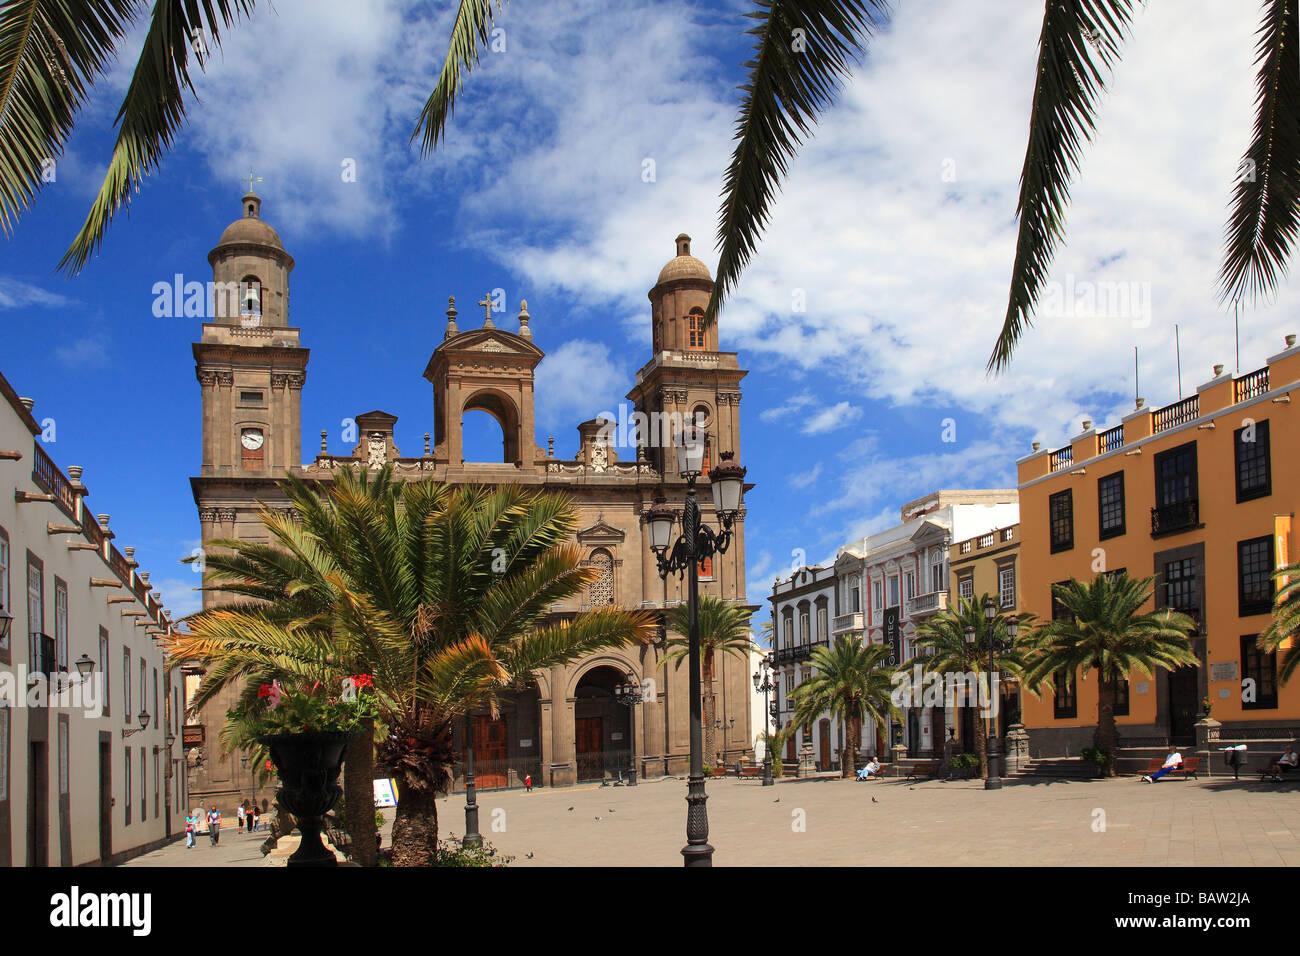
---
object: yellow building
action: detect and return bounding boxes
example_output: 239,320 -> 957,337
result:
1017,335 -> 1300,766
948,523 -> 1022,752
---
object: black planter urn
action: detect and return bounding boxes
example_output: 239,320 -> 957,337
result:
258,731 -> 358,867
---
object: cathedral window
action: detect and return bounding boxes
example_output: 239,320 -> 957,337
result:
687,310 -> 706,350
588,549 -> 614,605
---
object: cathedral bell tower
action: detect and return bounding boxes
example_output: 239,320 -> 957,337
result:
626,234 -> 744,479
193,191 -> 308,480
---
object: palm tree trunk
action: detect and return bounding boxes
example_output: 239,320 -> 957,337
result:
390,786 -> 440,867
973,704 -> 988,778
844,713 -> 860,778
343,717 -> 377,866
1096,677 -> 1117,777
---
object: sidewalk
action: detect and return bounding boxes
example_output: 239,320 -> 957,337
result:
121,827 -> 277,868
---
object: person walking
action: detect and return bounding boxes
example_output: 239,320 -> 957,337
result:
207,806 -> 221,845
524,774 -> 532,793
1142,746 -> 1183,783
251,805 -> 261,832
237,804 -> 246,832
185,812 -> 196,849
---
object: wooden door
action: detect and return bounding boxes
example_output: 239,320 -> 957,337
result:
575,717 -> 603,781
1168,666 -> 1198,745
99,737 -> 113,863
473,716 -> 508,789
818,720 -> 831,770
28,743 -> 47,867
784,734 -> 796,764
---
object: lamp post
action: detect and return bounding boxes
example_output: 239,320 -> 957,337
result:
753,657 -> 775,786
613,674 -> 643,786
0,605 -> 11,647
964,599 -> 1016,791
645,428 -> 746,868
462,714 -> 482,848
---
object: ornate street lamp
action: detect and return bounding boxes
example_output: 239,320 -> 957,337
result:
753,656 -> 775,786
967,597 -> 1016,791
0,605 -> 12,646
122,709 -> 150,738
613,674 -> 643,786
74,654 -> 95,680
462,715 -> 482,848
646,431 -> 746,868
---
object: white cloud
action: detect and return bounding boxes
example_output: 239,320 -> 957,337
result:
533,338 -> 629,443
0,278 -> 73,310
801,402 -> 863,435
54,334 -> 110,368
788,462 -> 822,488
152,577 -> 203,621
759,391 -> 817,423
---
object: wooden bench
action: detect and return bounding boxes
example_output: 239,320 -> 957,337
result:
1258,755 -> 1299,782
1141,756 -> 1199,780
904,761 -> 941,781
738,765 -> 765,779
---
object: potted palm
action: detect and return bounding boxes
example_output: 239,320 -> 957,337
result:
238,675 -> 378,867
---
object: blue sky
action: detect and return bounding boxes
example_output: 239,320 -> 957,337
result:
0,0 -> 1293,618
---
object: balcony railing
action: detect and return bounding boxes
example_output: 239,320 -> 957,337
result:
1098,424 -> 1124,454
907,591 -> 948,617
832,612 -> 864,634
774,639 -> 828,665
1234,366 -> 1270,403
1153,395 -> 1199,433
1048,446 -> 1073,472
1151,499 -> 1199,536
31,444 -> 77,519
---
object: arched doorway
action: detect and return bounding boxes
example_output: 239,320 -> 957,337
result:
574,666 -> 633,782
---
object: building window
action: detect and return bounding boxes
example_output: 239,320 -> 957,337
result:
1051,581 -> 1073,622
1165,557 -> 1199,628
153,668 -> 159,729
1098,472 -> 1125,539
1113,677 -> 1130,717
1238,536 -> 1274,617
154,749 -> 160,817
1053,670 -> 1077,718
904,571 -> 915,602
698,555 -> 713,579
687,310 -> 706,350
1241,635 -> 1278,709
958,575 -> 974,602
799,611 -> 810,645
783,613 -> 794,648
139,747 -> 146,822
99,628 -> 110,717
1234,420 -> 1271,502
816,604 -> 827,642
587,549 -> 614,606
872,580 -> 882,612
1049,490 -> 1073,553
0,527 -> 8,658
1152,441 -> 1199,534
123,649 -> 131,724
140,659 -> 146,720
930,552 -> 945,593
240,275 -> 262,315
851,586 -> 860,613
124,751 -> 132,826
26,555 -> 43,670
998,565 -> 1015,608
785,673 -> 794,695
0,707 -> 8,802
54,577 -> 67,670
888,576 -> 899,608
58,715 -> 69,796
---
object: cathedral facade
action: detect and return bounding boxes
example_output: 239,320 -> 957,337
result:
186,194 -> 753,809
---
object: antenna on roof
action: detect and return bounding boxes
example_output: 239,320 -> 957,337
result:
1134,346 -> 1139,407
1175,325 -> 1182,398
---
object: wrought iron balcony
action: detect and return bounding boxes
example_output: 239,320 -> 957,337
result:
1150,499 -> 1199,536
774,639 -> 829,665
831,612 -> 864,634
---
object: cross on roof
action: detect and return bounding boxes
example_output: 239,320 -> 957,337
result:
242,167 -> 262,194
477,292 -> 495,327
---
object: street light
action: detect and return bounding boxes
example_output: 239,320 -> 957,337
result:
0,605 -> 12,646
612,674 -> 643,786
753,657 -> 775,786
462,714 -> 482,848
122,709 -> 150,737
74,654 -> 94,680
646,436 -> 747,868
977,597 -> 1015,791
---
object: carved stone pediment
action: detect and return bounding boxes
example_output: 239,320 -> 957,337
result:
577,514 -> 626,543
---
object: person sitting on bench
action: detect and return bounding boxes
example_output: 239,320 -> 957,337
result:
1142,746 -> 1183,783
1267,746 -> 1298,781
857,757 -> 882,780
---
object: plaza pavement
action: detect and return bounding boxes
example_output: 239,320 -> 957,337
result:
121,774 -> 1300,867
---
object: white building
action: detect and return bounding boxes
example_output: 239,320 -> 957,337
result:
833,490 -> 1019,758
0,371 -> 184,865
766,563 -> 841,769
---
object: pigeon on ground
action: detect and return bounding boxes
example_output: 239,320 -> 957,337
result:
871,797 -> 878,803
568,806 -> 574,811
773,798 -> 779,803
594,816 -> 602,821
608,809 -> 615,813
526,852 -> 534,859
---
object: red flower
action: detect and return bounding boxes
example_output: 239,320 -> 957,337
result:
350,674 -> 374,690
257,684 -> 272,698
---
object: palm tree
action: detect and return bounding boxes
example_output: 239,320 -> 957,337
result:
174,466 -> 657,866
1023,572 -> 1198,774
661,595 -> 756,766
784,636 -> 900,778
1257,561 -> 1300,684
912,595 -> 1036,778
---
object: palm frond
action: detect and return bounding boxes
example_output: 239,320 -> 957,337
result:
0,0 -> 138,237
60,0 -> 257,274
707,0 -> 888,328
990,0 -> 1137,373
1217,0 -> 1300,305
411,0 -> 504,156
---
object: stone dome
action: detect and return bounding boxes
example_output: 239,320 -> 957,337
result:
656,233 -> 712,285
215,193 -> 284,250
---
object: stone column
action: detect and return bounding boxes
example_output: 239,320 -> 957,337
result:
549,664 -> 575,787
1004,722 -> 1030,775
1195,716 -> 1221,778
